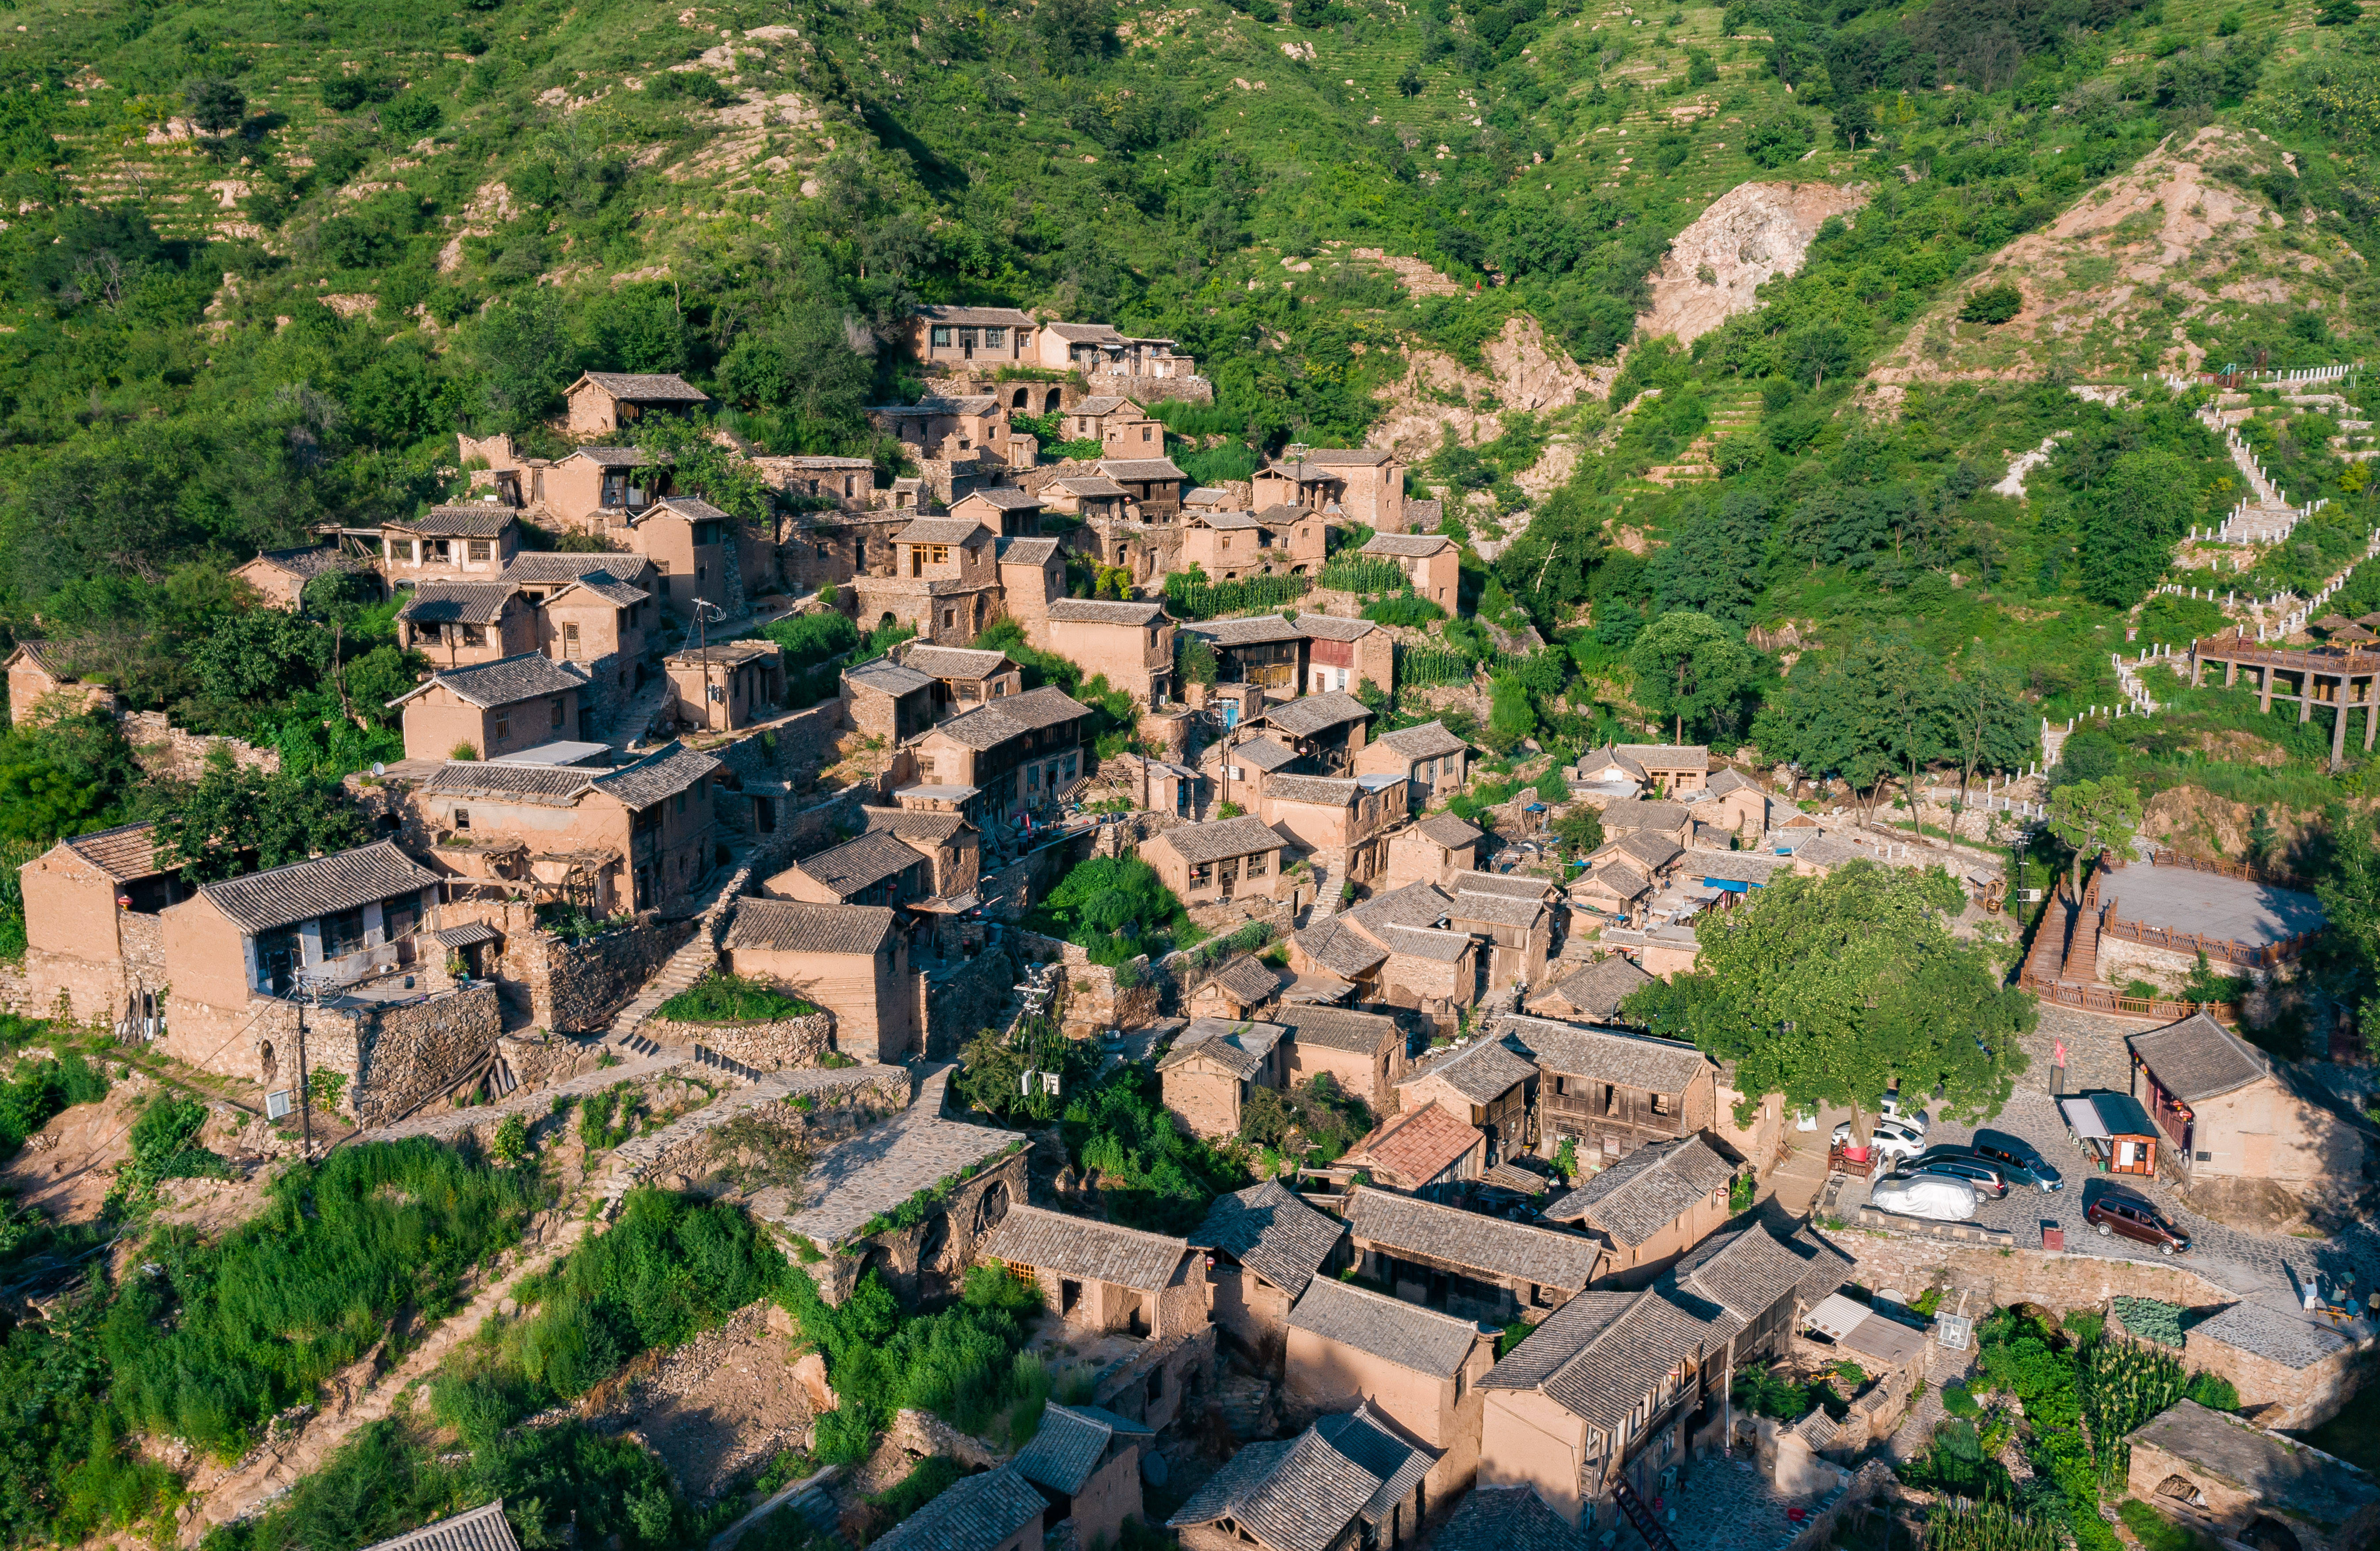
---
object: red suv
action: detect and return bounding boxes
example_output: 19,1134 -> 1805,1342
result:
2086,1197 -> 2190,1255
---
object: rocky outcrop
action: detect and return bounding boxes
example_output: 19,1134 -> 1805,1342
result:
1638,180 -> 1873,347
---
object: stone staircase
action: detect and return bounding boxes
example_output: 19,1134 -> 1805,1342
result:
1303,854 -> 1346,928
601,853 -> 764,1055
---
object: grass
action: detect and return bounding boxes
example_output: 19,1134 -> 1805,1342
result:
656,971 -> 818,1025
2118,1500 -> 2223,1551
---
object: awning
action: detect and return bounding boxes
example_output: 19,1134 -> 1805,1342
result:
2061,1095 -> 2111,1140
433,922 -> 503,949
1805,1291 -> 1873,1341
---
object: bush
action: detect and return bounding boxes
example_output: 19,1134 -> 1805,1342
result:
1961,283 -> 2025,324
0,1043 -> 108,1158
1027,855 -> 1190,963
656,972 -> 817,1023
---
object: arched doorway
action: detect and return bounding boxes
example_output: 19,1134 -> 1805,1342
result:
974,1178 -> 1011,1233
1011,388 -> 1029,409
853,1245 -> 891,1295
919,1210 -> 951,1270
1044,388 -> 1062,413
879,611 -> 898,633
2245,1520 -> 2302,1551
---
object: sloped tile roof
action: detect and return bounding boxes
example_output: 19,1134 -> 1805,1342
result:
1167,1431 -> 1379,1551
1304,448 -> 1395,467
1159,1017 -> 1289,1078
1232,737 -> 1301,773
1345,1189 -> 1601,1291
1189,615 -> 1304,647
1398,1035 -> 1537,1104
2188,1302 -> 2351,1369
403,652 -> 587,710
1046,598 -> 1165,625
793,831 -> 928,897
1098,457 -> 1186,482
549,570 -> 648,607
423,761 -> 593,805
650,495 -> 732,526
579,371 -> 707,401
1691,851 -> 1794,886
590,742 -> 721,809
871,1466 -> 1046,1551
1190,1179 -> 1344,1296
904,645 -> 1013,681
61,821 -> 167,881
1069,395 -> 1134,416
1296,917 -> 1389,979
865,808 -> 970,846
1262,691 -> 1372,739
956,488 -> 1043,511
2129,1012 -> 2273,1103
502,553 -> 645,585
1432,1489 -> 1589,1551
929,686 -> 1092,751
1460,872 -> 1558,901
244,543 -> 369,579
1048,475 -> 1130,499
2129,1400 -> 2380,1519
1376,720 -> 1468,758
993,537 -> 1062,566
976,1204 -> 1191,1292
1705,766 -> 1762,797
1533,956 -> 1653,1023
1289,1277 -> 1479,1378
1156,816 -> 1285,865
1361,533 -> 1452,558
7,638 -> 99,679
893,517 -> 993,546
917,304 -> 1038,326
1190,509 -> 1263,531
1272,1004 -> 1401,1056
1375,923 -> 1471,963
1540,1287 -> 1726,1430
565,446 -> 647,467
1479,1289 -> 1642,1393
397,506 -> 519,538
357,1500 -> 521,1551
1345,1101 -> 1482,1185
199,840 -> 441,935
1046,321 -> 1128,343
1542,1135 -> 1734,1246
1615,831 -> 1685,872
726,899 -> 897,957
1014,1404 -> 1123,1496
1448,888 -> 1547,930
397,582 -> 520,625
1198,954 -> 1282,1007
1418,812 -> 1486,849
1315,1407 -> 1438,1523
1499,1015 -> 1710,1092
1295,614 -> 1376,643
1600,800 -> 1691,834
1346,880 -> 1455,934
1671,1219 -> 1852,1326
1264,774 -> 1362,807
846,659 -> 935,697
1617,743 -> 1709,771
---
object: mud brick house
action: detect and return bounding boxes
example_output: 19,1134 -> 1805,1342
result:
1039,473 -> 1131,525
1099,457 -> 1187,520
908,304 -> 1040,369
979,1204 -> 1211,1338
380,506 -> 522,586
1360,533 -> 1461,610
1181,509 -> 1280,579
951,487 -> 1047,537
2127,1399 -> 2380,1551
1291,880 -> 1484,1025
902,644 -> 1025,719
1395,1033 -> 1539,1166
1042,599 -> 1176,705
1338,1101 -> 1487,1197
1540,1135 -> 1735,1288
768,454 -> 877,505
1475,1219 -> 1851,1529
1252,506 -> 1332,574
1264,775 -> 1407,887
1274,1004 -> 1409,1117
995,537 -> 1069,644
1255,691 -> 1373,774
1062,396 -> 1166,456
1285,1279 -> 1495,1513
875,1468 -> 1048,1551
2128,1012 -> 2365,1186
1254,448 -> 1409,533
1504,1015 -> 1716,1168
1692,766 -> 1771,840
1141,815 -> 1286,908
1616,745 -> 1711,796
862,807 -> 981,901
1298,615 -> 1396,698
664,640 -> 785,733
1384,813 -> 1487,891
1189,615 -> 1308,692
842,658 -> 937,744
904,685 -> 1092,825
1343,1188 -> 1603,1323
4,640 -> 116,724
499,551 -> 662,607
1209,734 -> 1302,806
855,516 -> 1005,646
19,822 -> 190,1033
1191,1178 -> 1347,1356
1353,725 -> 1469,812
396,583 -> 540,670
399,742 -> 725,915
1032,322 -> 1199,385
531,568 -> 653,713
392,653 -> 591,760
720,899 -> 917,1062
1160,1015 -> 1291,1138
629,495 -> 775,621
1525,955 -> 1654,1025
231,543 -> 380,611
1568,860 -> 1653,922
1570,746 -> 1648,798
1190,955 -> 1283,1021
563,371 -> 708,436
1014,1402 -> 1156,1551
1169,1409 -> 1437,1551
1446,876 -> 1556,998
765,830 -> 935,909
869,396 -> 1017,465
1588,802 -> 1692,850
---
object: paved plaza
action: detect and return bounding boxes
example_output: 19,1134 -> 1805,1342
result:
2098,865 -> 2325,945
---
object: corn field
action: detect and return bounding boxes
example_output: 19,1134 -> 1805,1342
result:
1924,1499 -> 2061,1551
1397,642 -> 1479,686
1318,556 -> 1410,594
2077,1335 -> 2187,1482
1163,572 -> 1311,620
1491,648 -> 1547,675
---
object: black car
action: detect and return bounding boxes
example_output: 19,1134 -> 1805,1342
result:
1969,1131 -> 2065,1193
1896,1153 -> 2011,1200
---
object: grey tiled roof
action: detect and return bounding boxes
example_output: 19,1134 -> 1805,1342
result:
865,808 -> 970,846
1304,449 -> 1396,467
1295,614 -> 1376,643
929,686 -> 1091,751
1046,598 -> 1165,625
1199,955 -> 1282,1007
904,645 -> 1013,681
200,840 -> 440,935
2188,1301 -> 2352,1369
894,517 -> 995,546
590,743 -> 722,809
578,370 -> 707,401
1346,880 -> 1456,935
423,761 -> 593,805
1272,1004 -> 1401,1056
1190,1179 -> 1344,1296
726,899 -> 897,957
1432,1489 -> 1589,1551
404,652 -> 587,710
956,488 -> 1043,511
1097,457 -> 1186,482
1069,395 -> 1135,417
1013,1403 -> 1133,1496
871,1466 -> 1045,1551
566,446 -> 648,467
1361,533 -> 1452,558
1187,614 -> 1303,647
1374,923 -> 1472,963
1600,800 -> 1691,834
1418,812 -> 1485,849
1264,774 -> 1361,807
1704,766 -> 1763,797
1690,851 -> 1795,886
1616,743 -> 1709,770
397,582 -> 520,625
1156,816 -> 1285,865
1232,737 -> 1301,773
651,495 -> 733,524
1315,1407 -> 1438,1523
548,570 -> 648,606
1166,1431 -> 1379,1551
1459,872 -> 1557,901
1159,1017 -> 1289,1079
1296,917 -> 1388,979
502,553 -> 645,585
976,1204 -> 1191,1292
1398,1035 -> 1537,1104
357,1500 -> 521,1551
399,506 -> 518,538
994,537 -> 1064,566
1046,476 -> 1129,499
1614,831 -> 1685,872
1447,888 -> 1547,930
1671,1219 -> 1852,1326
1345,1189 -> 1601,1291
917,303 -> 1038,326
1261,691 -> 1372,739
845,659 -> 936,697
1479,1289 -> 1642,1393
1501,1014 -> 1709,1092
794,831 -> 928,897
1288,1277 -> 1480,1377
1540,1287 -> 1727,1430
1536,956 -> 1653,1022
1573,858 -> 1650,899
1542,1135 -> 1734,1247
61,821 -> 165,882
2129,1012 -> 2273,1103
1376,720 -> 1468,758
2127,1400 -> 2380,1521
245,543 -> 370,579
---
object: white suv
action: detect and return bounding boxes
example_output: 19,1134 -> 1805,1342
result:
1833,1117 -> 1926,1162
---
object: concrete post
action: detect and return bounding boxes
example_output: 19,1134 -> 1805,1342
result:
2261,664 -> 2274,713
2334,678 -> 2350,766
2301,670 -> 2315,724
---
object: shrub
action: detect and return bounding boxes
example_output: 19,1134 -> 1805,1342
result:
1962,283 -> 2025,324
657,972 -> 817,1023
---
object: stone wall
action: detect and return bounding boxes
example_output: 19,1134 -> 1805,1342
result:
342,982 -> 505,1126
1828,1228 -> 2238,1316
630,1066 -> 913,1185
436,904 -> 701,1033
2182,1324 -> 2373,1430
979,831 -> 1096,921
121,711 -> 281,781
641,1011 -> 835,1070
923,947 -> 1018,1059
1017,931 -> 1160,1032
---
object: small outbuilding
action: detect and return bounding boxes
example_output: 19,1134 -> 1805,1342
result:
2126,1399 -> 2380,1551
2129,1011 -> 2365,1186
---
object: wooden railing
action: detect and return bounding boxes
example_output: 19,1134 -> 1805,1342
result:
2015,971 -> 2241,1026
2097,911 -> 2308,969
2191,634 -> 2380,673
2144,847 -> 2308,892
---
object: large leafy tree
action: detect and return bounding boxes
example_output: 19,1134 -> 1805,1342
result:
152,754 -> 373,883
2076,451 -> 2200,607
2044,776 -> 2142,892
1621,860 -> 2033,1140
1752,633 -> 1953,819
1627,610 -> 1759,747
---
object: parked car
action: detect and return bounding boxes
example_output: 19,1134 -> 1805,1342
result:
1879,1093 -> 1930,1133
1901,1153 -> 2012,1200
1870,1174 -> 1979,1221
1968,1132 -> 2064,1192
2087,1196 -> 2191,1254
1833,1118 -> 1926,1161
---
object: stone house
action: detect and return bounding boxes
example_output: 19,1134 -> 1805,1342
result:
904,685 -> 1092,825
2127,1400 -> 2380,1551
1395,1034 -> 1539,1166
1474,1219 -> 1851,1530
1540,1135 -> 1736,1288
2128,1012 -> 2365,1187
1525,956 -> 1653,1025
1360,533 -> 1461,611
380,506 -> 522,586
1593,801 -> 1693,846
2182,1300 -> 2366,1429
18,822 -> 191,1033
529,567 -> 654,695
1339,1101 -> 1487,1197
1061,396 -> 1166,456
1039,473 -> 1131,525
1042,599 -> 1176,706
1285,1279 -> 1495,1514
1275,1004 -> 1409,1118
1098,457 -> 1187,521
563,371 -> 708,437
1159,1016 -> 1291,1138
1292,880 -> 1484,1026
1141,815 -> 1286,907
1015,1402 -> 1156,1551
400,742 -> 725,915
1205,735 -> 1297,808
4,640 -> 115,724
1252,505 -> 1333,575
1356,721 -> 1471,812
1612,745 -> 1711,796
950,487 -> 1046,538
664,640 -> 786,733
977,1204 -> 1211,1338
1343,1188 -> 1602,1324
766,831 -> 935,909
1692,767 -> 1770,840
1262,775 -> 1406,884
1181,509 -> 1283,580
1255,449 -> 1408,533
768,454 -> 877,506
623,495 -> 775,621
720,898 -> 917,1062
862,807 -> 981,902
842,658 -> 938,745
1568,861 -> 1654,922
1032,323 -> 1198,385
1190,1178 -> 1347,1357
855,515 -> 1004,647
1169,1409 -> 1438,1551
870,396 -> 1016,464
1256,691 -> 1373,774
908,304 -> 1040,368
875,1468 -> 1047,1551
392,653 -> 592,760
231,543 -> 380,611
1384,813 -> 1487,891
774,1101 -> 1026,1295
995,537 -> 1069,645
902,644 -> 1025,719
396,583 -> 540,670
1190,955 -> 1283,1021
1504,1015 -> 1717,1168
1189,615 -> 1308,692
1446,875 -> 1555,998
1299,615 -> 1396,698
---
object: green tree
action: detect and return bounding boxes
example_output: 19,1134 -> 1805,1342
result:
2044,777 -> 2142,893
191,610 -> 335,709
1553,805 -> 1605,858
1753,634 -> 1950,821
0,708 -> 143,845
1618,860 -> 2032,1142
1179,636 -> 1220,686
1484,673 -> 1537,754
2077,452 -> 2198,607
153,754 -> 374,882
1628,610 -> 1758,747
1029,855 -> 1187,964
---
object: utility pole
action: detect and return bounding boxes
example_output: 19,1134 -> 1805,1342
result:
292,974 -> 316,1161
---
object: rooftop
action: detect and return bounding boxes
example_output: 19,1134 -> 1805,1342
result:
577,370 -> 707,401
1156,815 -> 1287,865
1233,737 -> 1302,773
1542,1135 -> 1735,1247
954,488 -> 1044,511
502,553 -> 649,586
1498,1014 -> 1710,1092
1376,720 -> 1469,759
788,831 -> 928,898
1189,614 -> 1305,647
394,505 -> 518,539
1046,597 -> 1166,626
1261,691 -> 1373,739
2129,1011 -> 2275,1103
1013,1403 -> 1152,1497
893,517 -> 995,547
2189,1301 -> 2354,1369
1417,812 -> 1487,850
1264,774 -> 1363,807
1361,533 -> 1453,558
845,659 -> 936,697
1159,1017 -> 1290,1079
1190,1178 -> 1345,1297
1344,1101 -> 1483,1185
1168,1411 -> 1431,1551
927,686 -> 1092,751
1532,956 -> 1654,1023
1399,1033 -> 1538,1103
2129,1399 -> 2380,1521
1288,1276 -> 1482,1378
1598,799 -> 1692,834
664,640 -> 781,667
1295,614 -> 1377,644
392,652 -> 588,711
1430,1489 -> 1588,1551
1296,916 -> 1389,979
1616,743 -> 1710,771
870,1467 -> 1046,1551
1345,1188 -> 1602,1290
995,536 -> 1063,566
725,898 -> 898,957
903,645 -> 1014,681
356,1500 -> 521,1551
976,1204 -> 1192,1292
775,1109 -> 1018,1247
198,839 -> 441,936
1098,457 -> 1187,482
60,820 -> 168,882
589,743 -> 722,809
1198,954 -> 1283,1007
1270,1004 -> 1402,1056
916,303 -> 1038,326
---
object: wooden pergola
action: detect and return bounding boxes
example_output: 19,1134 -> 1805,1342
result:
2189,633 -> 2380,764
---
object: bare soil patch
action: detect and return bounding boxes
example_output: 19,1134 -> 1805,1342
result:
584,1302 -> 813,1505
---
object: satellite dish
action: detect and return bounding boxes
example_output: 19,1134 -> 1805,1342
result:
372,763 -> 386,777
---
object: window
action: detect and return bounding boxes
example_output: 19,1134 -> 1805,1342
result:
943,609 -> 957,629
1142,425 -> 1153,442
931,326 -> 953,347
454,623 -> 483,648
467,539 -> 492,562
675,791 -> 687,815
1245,851 -> 1268,877
983,326 -> 1005,347
928,544 -> 952,564
453,808 -> 471,831
1652,1092 -> 1670,1116
958,328 -> 978,349
494,717 -> 511,741
322,907 -> 368,959
550,697 -> 565,728
1604,1083 -> 1618,1113
563,622 -> 582,659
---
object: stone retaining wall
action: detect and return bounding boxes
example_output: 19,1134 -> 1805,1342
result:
1828,1227 -> 2237,1315
1017,931 -> 1160,1032
436,903 -> 699,1033
2183,1322 -> 2374,1430
343,982 -> 505,1126
631,1066 -> 912,1186
640,1011 -> 835,1070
